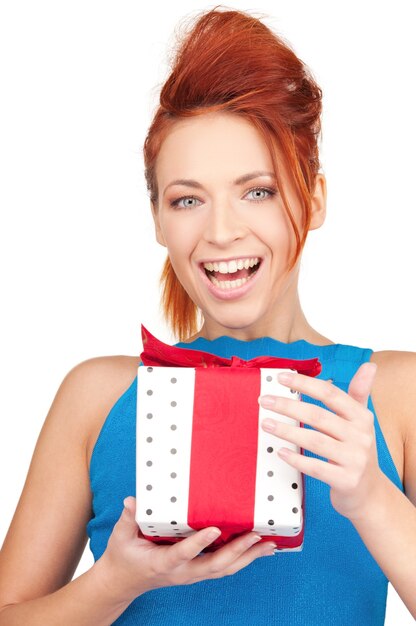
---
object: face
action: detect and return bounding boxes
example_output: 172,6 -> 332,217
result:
151,111 -> 326,339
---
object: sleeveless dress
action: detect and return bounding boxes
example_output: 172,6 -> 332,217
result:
86,336 -> 404,625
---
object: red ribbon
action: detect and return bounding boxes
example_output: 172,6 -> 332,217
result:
138,324 -> 322,551
139,324 -> 322,377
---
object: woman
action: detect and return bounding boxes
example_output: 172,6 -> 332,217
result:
0,6 -> 415,625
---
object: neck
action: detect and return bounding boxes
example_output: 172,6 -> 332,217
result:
184,284 -> 334,346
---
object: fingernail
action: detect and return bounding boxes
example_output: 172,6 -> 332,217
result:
278,372 -> 294,384
207,528 -> 221,541
262,418 -> 275,431
259,395 -> 275,408
263,543 -> 278,555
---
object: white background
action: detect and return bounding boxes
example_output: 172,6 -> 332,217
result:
0,0 -> 414,622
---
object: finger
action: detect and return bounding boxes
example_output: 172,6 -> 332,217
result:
115,496 -> 141,541
275,445 -> 340,485
276,372 -> 362,422
164,526 -> 223,569
197,539 -> 277,579
123,496 -> 136,513
263,418 -> 347,462
348,362 -> 377,408
260,395 -> 349,441
190,532 -> 273,579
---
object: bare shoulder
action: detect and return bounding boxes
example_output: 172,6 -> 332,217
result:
369,349 -> 416,435
73,355 -> 140,470
53,354 -> 139,441
370,349 -> 416,505
0,354 -> 140,607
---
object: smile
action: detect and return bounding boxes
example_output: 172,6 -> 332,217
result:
198,258 -> 264,301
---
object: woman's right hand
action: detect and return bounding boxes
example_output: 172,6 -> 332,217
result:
96,496 -> 277,604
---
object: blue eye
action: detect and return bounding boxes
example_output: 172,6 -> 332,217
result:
170,195 -> 201,210
246,187 -> 277,203
169,186 -> 277,210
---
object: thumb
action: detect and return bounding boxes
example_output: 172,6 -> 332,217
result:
122,496 -> 136,516
117,496 -> 140,540
348,361 -> 377,408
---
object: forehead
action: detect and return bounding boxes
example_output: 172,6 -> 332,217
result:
156,112 -> 279,184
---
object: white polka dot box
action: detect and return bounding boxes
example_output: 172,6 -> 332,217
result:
135,325 -> 322,554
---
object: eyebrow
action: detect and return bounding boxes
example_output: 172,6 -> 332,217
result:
162,170 -> 276,197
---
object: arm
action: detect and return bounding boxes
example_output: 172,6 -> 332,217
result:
258,350 -> 416,619
0,354 -> 278,626
350,350 -> 416,620
349,472 -> 416,620
0,358 -> 145,625
0,564 -> 136,626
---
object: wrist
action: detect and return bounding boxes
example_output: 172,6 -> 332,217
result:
348,470 -> 392,525
92,554 -> 149,607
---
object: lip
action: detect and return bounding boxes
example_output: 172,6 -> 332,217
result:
198,258 -> 264,301
198,255 -> 262,265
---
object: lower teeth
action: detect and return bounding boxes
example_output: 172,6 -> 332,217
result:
208,269 -> 258,290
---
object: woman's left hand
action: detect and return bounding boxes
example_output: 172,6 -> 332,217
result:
258,362 -> 386,522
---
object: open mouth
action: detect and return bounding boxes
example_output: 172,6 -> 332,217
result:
201,258 -> 262,287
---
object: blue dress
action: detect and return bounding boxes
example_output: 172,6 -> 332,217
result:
87,335 -> 404,625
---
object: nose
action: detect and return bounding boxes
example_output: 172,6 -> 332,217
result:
203,200 -> 248,247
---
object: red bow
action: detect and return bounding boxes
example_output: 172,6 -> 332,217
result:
139,324 -> 322,377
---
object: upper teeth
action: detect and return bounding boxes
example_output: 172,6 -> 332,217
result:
203,257 -> 260,274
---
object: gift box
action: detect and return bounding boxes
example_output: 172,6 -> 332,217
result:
135,325 -> 322,553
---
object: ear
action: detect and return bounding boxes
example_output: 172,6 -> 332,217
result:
308,173 -> 327,231
151,201 -> 167,247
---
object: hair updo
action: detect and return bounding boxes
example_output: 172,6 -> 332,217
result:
143,5 -> 323,342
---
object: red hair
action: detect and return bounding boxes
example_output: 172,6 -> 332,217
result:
143,5 -> 323,342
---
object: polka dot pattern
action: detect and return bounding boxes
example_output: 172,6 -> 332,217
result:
255,368 -> 303,550
136,365 -> 304,551
136,366 -> 195,539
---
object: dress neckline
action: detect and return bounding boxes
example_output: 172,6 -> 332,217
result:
175,335 -> 339,349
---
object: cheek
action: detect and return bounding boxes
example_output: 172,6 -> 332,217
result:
254,215 -> 296,271
255,214 -> 292,249
164,220 -> 203,263
162,224 -> 196,267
